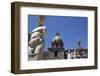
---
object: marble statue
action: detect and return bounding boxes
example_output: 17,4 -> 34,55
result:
28,26 -> 47,60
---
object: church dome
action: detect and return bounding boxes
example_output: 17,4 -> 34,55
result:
52,35 -> 62,42
51,33 -> 64,47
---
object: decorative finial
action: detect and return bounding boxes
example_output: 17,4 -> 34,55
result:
37,15 -> 45,26
56,32 -> 60,36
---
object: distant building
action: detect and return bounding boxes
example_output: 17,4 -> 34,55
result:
64,48 -> 88,59
64,37 -> 88,59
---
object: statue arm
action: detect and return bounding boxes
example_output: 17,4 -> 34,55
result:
29,32 -> 43,48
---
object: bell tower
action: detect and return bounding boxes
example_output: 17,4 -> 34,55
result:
77,37 -> 81,48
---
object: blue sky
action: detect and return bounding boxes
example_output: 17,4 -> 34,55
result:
28,15 -> 88,50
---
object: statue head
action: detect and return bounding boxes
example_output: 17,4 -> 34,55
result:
32,26 -> 47,36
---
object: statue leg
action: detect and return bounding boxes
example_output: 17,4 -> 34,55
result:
34,44 -> 44,60
34,44 -> 43,54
